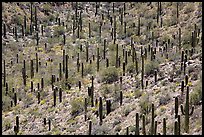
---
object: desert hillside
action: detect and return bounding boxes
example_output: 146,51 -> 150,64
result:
2,2 -> 202,135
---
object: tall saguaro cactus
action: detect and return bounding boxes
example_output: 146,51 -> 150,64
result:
141,54 -> 144,89
84,97 -> 87,121
135,112 -> 139,135
59,88 -> 62,103
142,114 -> 146,135
4,60 -> 6,87
99,97 -> 103,125
97,47 -> 100,71
151,103 -> 155,135
180,86 -> 194,133
163,118 -> 166,135
89,121 -> 92,135
30,59 -> 34,79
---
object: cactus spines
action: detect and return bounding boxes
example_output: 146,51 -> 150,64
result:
120,91 -> 123,106
89,121 -> 92,135
142,114 -> 146,135
163,118 -> 166,135
38,91 -> 40,104
99,97 -> 103,125
135,112 -> 139,135
180,86 -> 194,133
175,97 -> 179,118
59,88 -> 62,103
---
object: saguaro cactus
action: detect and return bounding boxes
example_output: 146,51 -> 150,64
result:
81,62 -> 84,78
185,74 -> 188,86
3,23 -> 7,38
163,118 -> 166,135
44,118 -> 46,126
154,70 -> 157,84
89,121 -> 92,135
120,91 -> 123,106
175,97 -> 179,118
106,100 -> 111,115
48,119 -> 51,131
99,97 -> 103,125
123,61 -> 125,76
53,87 -> 57,107
84,97 -> 87,121
141,54 -> 144,89
59,63 -> 62,81
16,116 -> 19,133
30,59 -> 34,79
174,120 -> 179,135
151,103 -> 155,135
36,53 -> 38,73
97,47 -> 99,71
3,60 -> 6,87
154,121 -> 158,135
103,39 -> 106,59
180,86 -> 194,133
63,34 -> 66,45
59,88 -> 62,103
65,54 -> 68,80
142,114 -> 146,135
137,15 -> 140,36
126,127 -> 129,135
135,113 -> 139,135
14,92 -> 17,106
38,91 -> 40,104
89,22 -> 91,38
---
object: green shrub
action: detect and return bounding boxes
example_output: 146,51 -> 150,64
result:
190,80 -> 202,105
99,84 -> 112,97
139,93 -> 151,115
126,62 -> 135,74
53,26 -> 65,37
145,59 -> 159,76
100,66 -> 119,84
70,97 -> 84,116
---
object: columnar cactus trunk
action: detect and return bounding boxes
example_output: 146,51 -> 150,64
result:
14,91 -> 17,106
174,120 -> 178,135
180,86 -> 194,133
59,63 -> 62,81
137,15 -> 140,36
123,61 -> 125,76
44,118 -> 46,126
151,103 -> 155,135
179,28 -> 181,50
141,54 -> 144,89
116,44 -> 119,68
22,25 -> 24,37
142,114 -> 146,135
185,74 -> 188,86
31,81 -> 33,92
176,2 -> 179,23
41,25 -> 43,36
124,22 -> 126,36
106,58 -> 109,68
163,118 -> 166,135
30,60 -> 34,79
48,119 -> 51,131
53,87 -> 56,107
97,47 -> 99,71
4,60 -> 6,87
63,50 -> 65,73
34,6 -> 38,31
154,70 -> 157,84
84,97 -> 87,121
65,54 -> 68,80
79,80 -> 81,90
89,121 -> 92,135
178,115 -> 181,135
106,100 -> 111,115
16,116 -> 19,132
126,127 -> 129,135
175,97 -> 179,118
99,97 -> 103,125
36,53 -> 38,73
135,112 -> 139,135
3,23 -> 6,38
103,39 -> 106,59
154,121 -> 157,135
81,62 -> 84,78
15,26 -> 18,41
125,50 -> 128,65
38,91 -> 40,104
59,88 -> 62,103
120,91 -> 123,106
89,22 -> 91,38
36,32 -> 39,45
86,44 -> 89,62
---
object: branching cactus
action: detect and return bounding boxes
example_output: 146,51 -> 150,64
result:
142,114 -> 146,135
180,86 -> 194,133
135,112 -> 139,135
163,118 -> 166,135
99,97 -> 103,125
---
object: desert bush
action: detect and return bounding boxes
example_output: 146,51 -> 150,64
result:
53,26 -> 65,37
100,66 -> 119,84
70,97 -> 84,116
190,80 -> 202,105
126,62 -> 135,74
158,92 -> 171,106
99,84 -> 112,97
183,3 -> 195,14
139,93 -> 151,115
84,63 -> 95,76
145,59 -> 159,76
122,105 -> 132,116
92,124 -> 111,135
